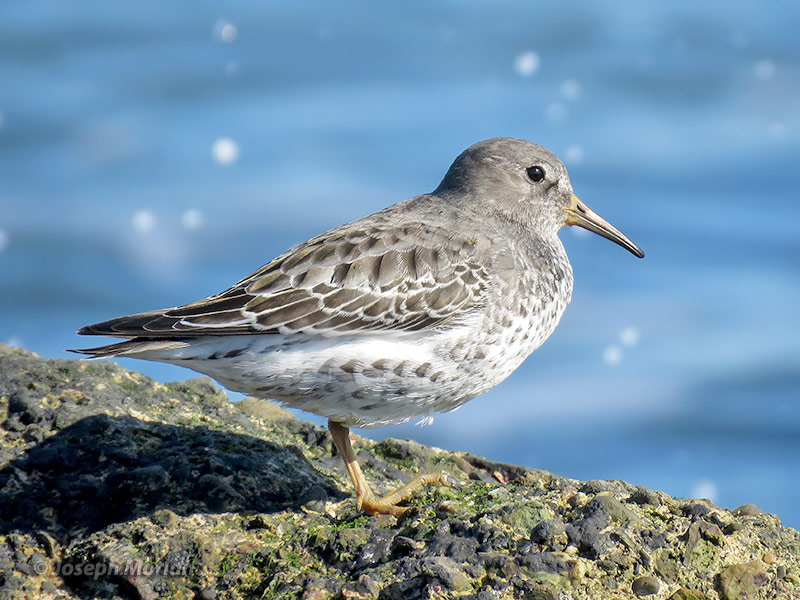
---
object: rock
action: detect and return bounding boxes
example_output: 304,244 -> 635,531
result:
8,391 -> 45,424
583,493 -> 639,524
520,550 -> 576,575
631,575 -> 660,595
530,518 -> 567,550
419,556 -> 472,591
297,484 -> 329,512
734,503 -> 764,516
717,561 -> 769,600
197,473 -> 246,512
1,343 -> 800,600
629,485 -> 661,506
668,588 -> 709,600
150,508 -> 180,527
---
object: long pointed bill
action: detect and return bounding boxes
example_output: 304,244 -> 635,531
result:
565,194 -> 644,258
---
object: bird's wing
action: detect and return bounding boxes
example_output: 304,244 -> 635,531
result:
78,220 -> 491,338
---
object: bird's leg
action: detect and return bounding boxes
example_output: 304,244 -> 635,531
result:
328,420 -> 453,516
328,420 -> 377,509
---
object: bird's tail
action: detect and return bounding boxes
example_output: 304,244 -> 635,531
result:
69,338 -> 191,359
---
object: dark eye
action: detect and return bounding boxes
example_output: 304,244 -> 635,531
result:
526,165 -> 545,182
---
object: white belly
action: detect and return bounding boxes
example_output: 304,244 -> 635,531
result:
141,250 -> 573,428
147,288 -> 569,428
151,331 -> 472,427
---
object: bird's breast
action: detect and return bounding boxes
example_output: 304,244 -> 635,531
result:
439,236 -> 574,393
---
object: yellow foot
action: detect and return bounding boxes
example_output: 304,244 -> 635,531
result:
328,420 -> 457,516
358,472 -> 457,516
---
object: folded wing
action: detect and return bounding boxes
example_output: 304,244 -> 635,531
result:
77,221 -> 490,339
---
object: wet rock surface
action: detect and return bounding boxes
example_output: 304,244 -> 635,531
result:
1,343 -> 799,599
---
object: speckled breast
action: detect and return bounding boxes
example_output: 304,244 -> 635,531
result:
438,235 -> 574,401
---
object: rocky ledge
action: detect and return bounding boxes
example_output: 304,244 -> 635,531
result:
0,343 -> 798,600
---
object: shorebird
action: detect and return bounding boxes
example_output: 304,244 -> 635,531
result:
74,138 -> 643,516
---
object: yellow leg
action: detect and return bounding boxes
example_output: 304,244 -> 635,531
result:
328,420 -> 453,516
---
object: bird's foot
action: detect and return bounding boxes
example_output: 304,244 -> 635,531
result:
357,471 -> 458,516
328,420 -> 458,516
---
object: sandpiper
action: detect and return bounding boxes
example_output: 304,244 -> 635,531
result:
74,138 -> 644,516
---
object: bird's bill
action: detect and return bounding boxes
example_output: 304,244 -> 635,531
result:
565,194 -> 645,258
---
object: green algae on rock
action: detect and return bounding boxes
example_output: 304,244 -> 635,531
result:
1,343 -> 799,599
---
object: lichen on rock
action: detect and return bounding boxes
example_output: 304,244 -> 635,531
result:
1,343 -> 799,599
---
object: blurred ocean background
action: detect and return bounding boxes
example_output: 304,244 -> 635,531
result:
1,2 -> 799,526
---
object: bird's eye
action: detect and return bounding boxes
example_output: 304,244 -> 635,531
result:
526,165 -> 545,182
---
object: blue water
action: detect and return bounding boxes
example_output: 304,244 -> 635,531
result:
2,2 -> 799,527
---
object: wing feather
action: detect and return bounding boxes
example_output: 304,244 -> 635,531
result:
77,220 -> 490,339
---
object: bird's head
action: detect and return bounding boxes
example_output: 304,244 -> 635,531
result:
435,137 -> 644,258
